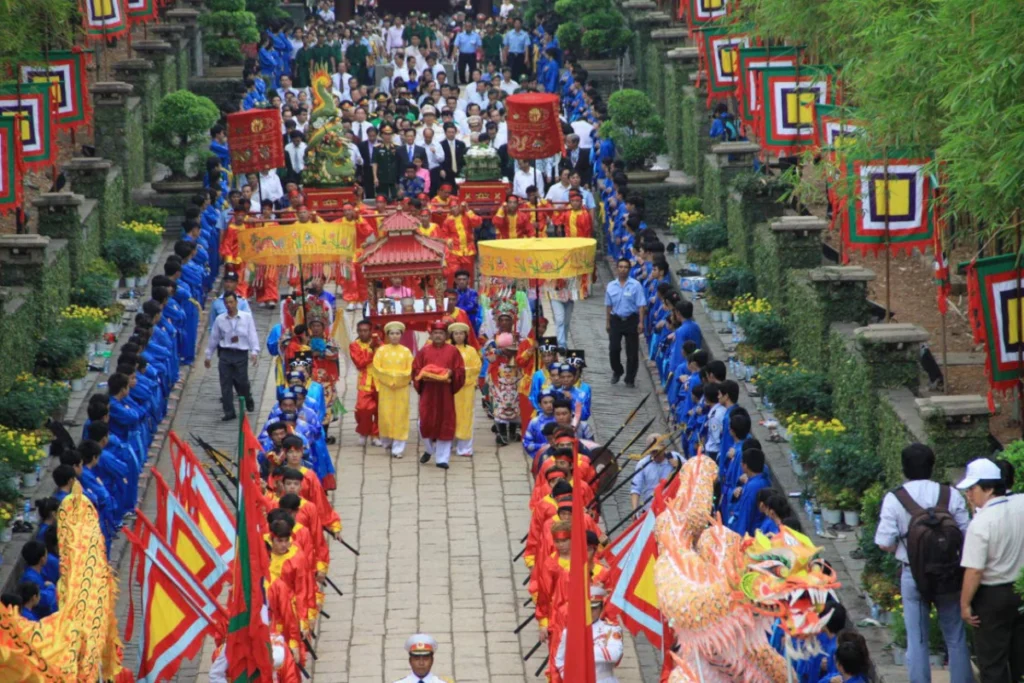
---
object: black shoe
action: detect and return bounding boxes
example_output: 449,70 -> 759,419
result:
420,452 -> 431,464
624,380 -> 636,388
326,436 -> 337,445
244,398 -> 255,413
221,413 -> 237,422
436,463 -> 449,470
611,374 -> 622,385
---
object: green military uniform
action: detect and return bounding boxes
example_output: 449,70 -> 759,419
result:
482,33 -> 503,67
374,144 -> 400,201
294,45 -> 315,87
346,42 -> 370,85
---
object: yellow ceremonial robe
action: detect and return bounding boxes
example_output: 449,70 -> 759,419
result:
454,343 -> 482,441
372,342 -> 413,441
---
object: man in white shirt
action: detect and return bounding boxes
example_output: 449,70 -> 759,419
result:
205,292 -> 260,420
957,458 -> 1024,683
875,444 -> 973,683
420,126 -> 444,192
555,584 -> 623,682
284,131 -> 306,184
352,107 -> 371,142
571,118 -> 595,150
500,67 -> 519,95
393,633 -> 450,683
467,80 -> 489,109
258,169 -> 284,205
415,106 -> 444,144
278,75 -> 301,102
545,168 -> 572,203
386,17 -> 405,54
512,159 -> 535,199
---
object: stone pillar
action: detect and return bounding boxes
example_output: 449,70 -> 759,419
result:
702,141 -> 761,220
784,266 -> 875,370
166,8 -> 203,78
649,27 -> 690,117
149,24 -> 189,91
632,13 -> 672,98
681,80 -> 709,182
667,47 -> 698,170
112,58 -> 159,175
63,158 -> 124,241
752,216 -> 826,307
915,396 -> 993,483
854,323 -> 929,391
0,235 -> 52,287
32,192 -> 99,281
725,188 -> 788,264
132,40 -> 176,96
91,82 -> 145,196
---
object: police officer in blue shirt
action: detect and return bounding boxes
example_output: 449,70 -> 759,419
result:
503,18 -> 531,81
210,271 -> 251,329
605,257 -> 647,387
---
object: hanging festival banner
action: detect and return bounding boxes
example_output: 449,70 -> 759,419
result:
477,237 -> 596,280
964,253 -> 1024,393
226,108 -> 285,174
0,83 -> 54,170
681,0 -> 729,31
813,103 -> 865,156
127,0 -> 159,25
237,221 -> 357,265
734,46 -> 801,132
833,152 -> 934,257
695,25 -> 754,104
755,64 -> 838,157
19,49 -> 93,132
506,93 -> 564,159
81,0 -> 129,41
0,117 -> 23,216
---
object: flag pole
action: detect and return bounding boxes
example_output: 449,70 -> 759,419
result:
883,150 -> 891,323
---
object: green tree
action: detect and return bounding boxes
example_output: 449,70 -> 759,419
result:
149,91 -> 221,179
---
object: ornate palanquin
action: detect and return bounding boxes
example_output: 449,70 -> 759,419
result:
358,210 -> 449,334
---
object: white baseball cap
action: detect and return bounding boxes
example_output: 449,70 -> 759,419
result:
955,458 -> 1003,490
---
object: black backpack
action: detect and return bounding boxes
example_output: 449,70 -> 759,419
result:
893,485 -> 965,601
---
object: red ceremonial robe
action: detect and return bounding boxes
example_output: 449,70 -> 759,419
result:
411,342 -> 467,441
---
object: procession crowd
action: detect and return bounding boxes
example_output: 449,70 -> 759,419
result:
5,3 -> 1023,683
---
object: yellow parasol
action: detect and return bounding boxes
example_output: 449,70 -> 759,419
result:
477,237 -> 597,280
237,220 -> 357,265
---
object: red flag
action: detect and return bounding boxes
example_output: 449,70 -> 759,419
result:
168,431 -> 236,564
225,415 -> 274,683
506,93 -> 564,159
226,109 -> 285,174
125,514 -> 228,683
563,439 -> 597,683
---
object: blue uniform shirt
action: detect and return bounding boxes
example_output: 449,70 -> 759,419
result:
605,277 -> 646,317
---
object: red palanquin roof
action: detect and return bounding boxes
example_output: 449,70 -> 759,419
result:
358,211 -> 446,277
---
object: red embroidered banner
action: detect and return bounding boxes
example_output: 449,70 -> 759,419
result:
506,93 -> 563,160
226,109 -> 285,174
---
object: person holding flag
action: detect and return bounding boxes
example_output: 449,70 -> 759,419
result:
555,584 -> 623,682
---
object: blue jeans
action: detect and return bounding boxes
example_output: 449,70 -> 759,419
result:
550,299 -> 574,349
901,569 -> 974,683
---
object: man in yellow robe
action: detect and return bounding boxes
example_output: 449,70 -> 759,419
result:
371,321 -> 413,458
449,322 -> 482,458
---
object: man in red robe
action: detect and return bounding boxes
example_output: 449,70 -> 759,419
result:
348,319 -> 381,444
339,203 -> 378,307
411,320 -> 467,470
492,194 -> 535,239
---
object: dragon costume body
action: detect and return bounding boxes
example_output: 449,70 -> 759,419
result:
0,482 -> 128,682
655,455 -> 841,683
302,64 -> 356,187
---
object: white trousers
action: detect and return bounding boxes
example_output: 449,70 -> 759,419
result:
381,437 -> 406,455
455,437 -> 474,456
424,438 -> 452,465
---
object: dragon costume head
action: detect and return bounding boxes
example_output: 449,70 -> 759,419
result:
302,63 -> 356,187
654,455 -> 842,682
738,527 -> 840,639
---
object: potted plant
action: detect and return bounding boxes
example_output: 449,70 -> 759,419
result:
103,233 -> 151,285
599,89 -> 667,178
816,486 -> 843,525
707,262 -> 756,318
785,414 -> 846,476
837,488 -> 861,526
59,305 -> 107,355
126,204 -> 170,226
104,303 -> 126,336
0,374 -> 71,431
889,607 -> 908,665
117,220 -> 164,263
149,90 -> 221,183
683,219 -> 728,265
754,362 -> 832,419
0,426 -> 46,487
35,323 -> 88,383
734,307 -> 789,368
198,0 -> 259,66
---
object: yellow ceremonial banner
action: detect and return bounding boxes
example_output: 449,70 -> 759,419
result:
477,237 -> 596,280
238,221 -> 357,265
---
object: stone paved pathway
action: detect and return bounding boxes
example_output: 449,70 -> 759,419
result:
115,278 -> 665,682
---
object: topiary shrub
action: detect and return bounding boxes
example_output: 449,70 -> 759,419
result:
200,0 -> 259,66
149,91 -> 221,179
555,22 -> 582,56
580,26 -> 634,59
599,89 -> 666,170
103,234 -> 150,278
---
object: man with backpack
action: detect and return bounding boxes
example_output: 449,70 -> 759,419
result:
874,443 -> 974,683
709,103 -> 742,142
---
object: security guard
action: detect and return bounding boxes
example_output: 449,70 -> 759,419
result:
393,633 -> 454,683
